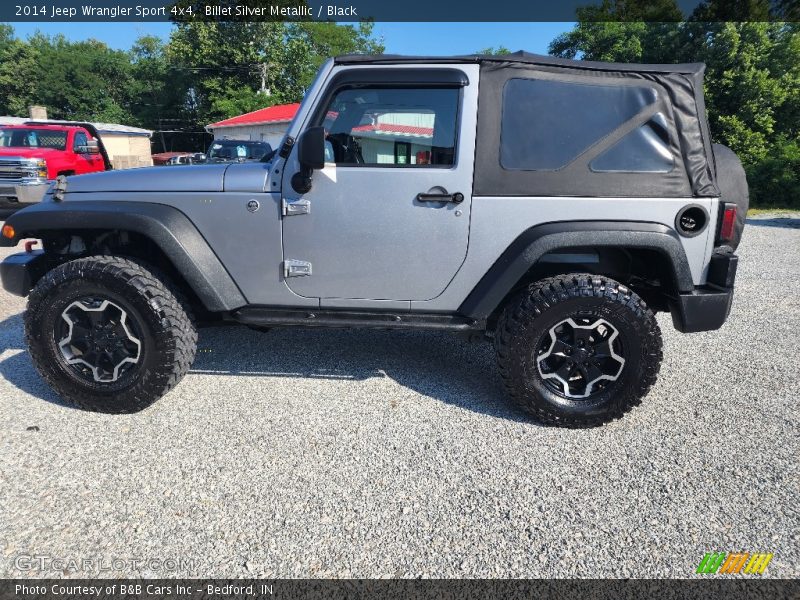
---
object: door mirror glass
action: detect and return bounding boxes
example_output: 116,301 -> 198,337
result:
297,126 -> 326,170
76,139 -> 100,154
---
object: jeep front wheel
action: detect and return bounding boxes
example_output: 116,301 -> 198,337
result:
495,274 -> 663,427
24,256 -> 197,413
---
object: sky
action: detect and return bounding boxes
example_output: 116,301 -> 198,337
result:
8,22 -> 573,56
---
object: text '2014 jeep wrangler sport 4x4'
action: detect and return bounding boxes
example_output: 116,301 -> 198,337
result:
0,52 -> 748,427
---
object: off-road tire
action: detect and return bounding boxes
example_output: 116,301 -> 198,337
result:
25,255 -> 198,413
495,274 -> 662,427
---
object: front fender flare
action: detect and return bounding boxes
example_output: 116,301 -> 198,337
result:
458,221 -> 694,319
2,201 -> 247,312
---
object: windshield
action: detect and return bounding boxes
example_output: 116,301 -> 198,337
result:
0,127 -> 68,151
207,140 -> 271,161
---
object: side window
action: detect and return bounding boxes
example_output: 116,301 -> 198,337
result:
73,131 -> 88,151
590,113 -> 674,173
319,87 -> 460,167
500,78 -> 659,171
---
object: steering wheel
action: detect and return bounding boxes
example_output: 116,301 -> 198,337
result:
328,133 -> 365,165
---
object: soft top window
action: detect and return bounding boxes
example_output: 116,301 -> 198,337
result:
590,113 -> 674,174
500,78 -> 658,171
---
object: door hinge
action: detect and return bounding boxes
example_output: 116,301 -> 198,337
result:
283,259 -> 312,278
282,198 -> 311,216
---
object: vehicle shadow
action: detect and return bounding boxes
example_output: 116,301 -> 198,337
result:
191,326 -> 526,421
0,313 -> 73,408
0,313 -> 527,422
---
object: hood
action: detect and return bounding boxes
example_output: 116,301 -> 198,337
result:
0,147 -> 61,159
65,164 -> 230,193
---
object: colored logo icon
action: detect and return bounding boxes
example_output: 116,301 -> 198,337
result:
696,552 -> 773,575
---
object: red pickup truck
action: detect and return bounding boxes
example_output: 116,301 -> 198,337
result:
0,122 -> 112,218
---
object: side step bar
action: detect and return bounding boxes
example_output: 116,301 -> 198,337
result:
232,307 -> 484,332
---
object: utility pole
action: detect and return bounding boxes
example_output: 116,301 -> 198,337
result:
258,63 -> 271,96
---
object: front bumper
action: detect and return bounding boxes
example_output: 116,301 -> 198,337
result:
670,253 -> 738,333
0,250 -> 47,297
0,180 -> 50,218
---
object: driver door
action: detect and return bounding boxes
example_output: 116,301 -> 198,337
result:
280,65 -> 478,304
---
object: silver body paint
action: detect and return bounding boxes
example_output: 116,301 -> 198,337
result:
58,59 -> 716,312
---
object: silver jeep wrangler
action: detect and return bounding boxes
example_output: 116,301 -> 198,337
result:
0,52 -> 747,427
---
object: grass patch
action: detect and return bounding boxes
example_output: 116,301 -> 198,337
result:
747,207 -> 799,216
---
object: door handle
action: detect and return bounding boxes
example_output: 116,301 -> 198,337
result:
416,191 -> 464,204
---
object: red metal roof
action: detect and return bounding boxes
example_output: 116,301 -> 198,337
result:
208,103 -> 300,129
208,103 -> 434,138
352,123 -> 433,137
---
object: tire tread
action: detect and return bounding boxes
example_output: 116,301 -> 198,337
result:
494,273 -> 663,427
24,255 -> 197,413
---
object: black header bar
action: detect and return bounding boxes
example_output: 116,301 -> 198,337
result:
1,0 -> 796,22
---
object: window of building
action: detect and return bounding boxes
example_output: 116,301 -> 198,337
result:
320,87 -> 460,167
500,77 -> 659,171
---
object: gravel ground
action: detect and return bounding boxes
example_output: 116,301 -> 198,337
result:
0,215 -> 797,579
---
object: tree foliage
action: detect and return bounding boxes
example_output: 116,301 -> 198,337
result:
549,1 -> 800,207
0,22 -> 383,151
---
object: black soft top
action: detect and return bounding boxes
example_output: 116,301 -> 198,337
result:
335,50 -> 706,75
334,51 -> 718,198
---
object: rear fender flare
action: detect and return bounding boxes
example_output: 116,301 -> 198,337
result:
458,221 -> 694,319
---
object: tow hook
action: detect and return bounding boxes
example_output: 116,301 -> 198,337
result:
24,240 -> 38,253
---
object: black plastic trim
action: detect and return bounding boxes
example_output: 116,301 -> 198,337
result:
1,201 -> 247,311
328,68 -> 469,88
234,307 -> 483,331
0,251 -> 47,297
670,286 -> 733,333
459,221 -> 695,319
707,252 -> 738,288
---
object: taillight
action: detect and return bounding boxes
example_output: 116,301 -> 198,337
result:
719,203 -> 737,242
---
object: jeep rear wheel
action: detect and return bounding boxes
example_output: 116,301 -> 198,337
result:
25,256 -> 197,413
495,274 -> 662,427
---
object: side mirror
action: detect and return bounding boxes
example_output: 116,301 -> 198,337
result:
297,126 -> 325,170
291,126 -> 326,194
76,140 -> 100,154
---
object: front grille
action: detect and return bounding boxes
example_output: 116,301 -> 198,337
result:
0,156 -> 36,183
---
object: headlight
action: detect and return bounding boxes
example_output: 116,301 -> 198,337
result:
23,157 -> 47,179
34,158 -> 47,178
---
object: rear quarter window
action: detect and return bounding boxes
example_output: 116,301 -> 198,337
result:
500,78 -> 660,171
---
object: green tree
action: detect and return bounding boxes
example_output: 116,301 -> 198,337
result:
130,35 -> 189,151
477,46 -> 512,55
25,33 -> 136,123
167,21 -> 383,125
0,24 -> 39,116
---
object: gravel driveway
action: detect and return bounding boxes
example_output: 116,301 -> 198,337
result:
0,215 -> 797,579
